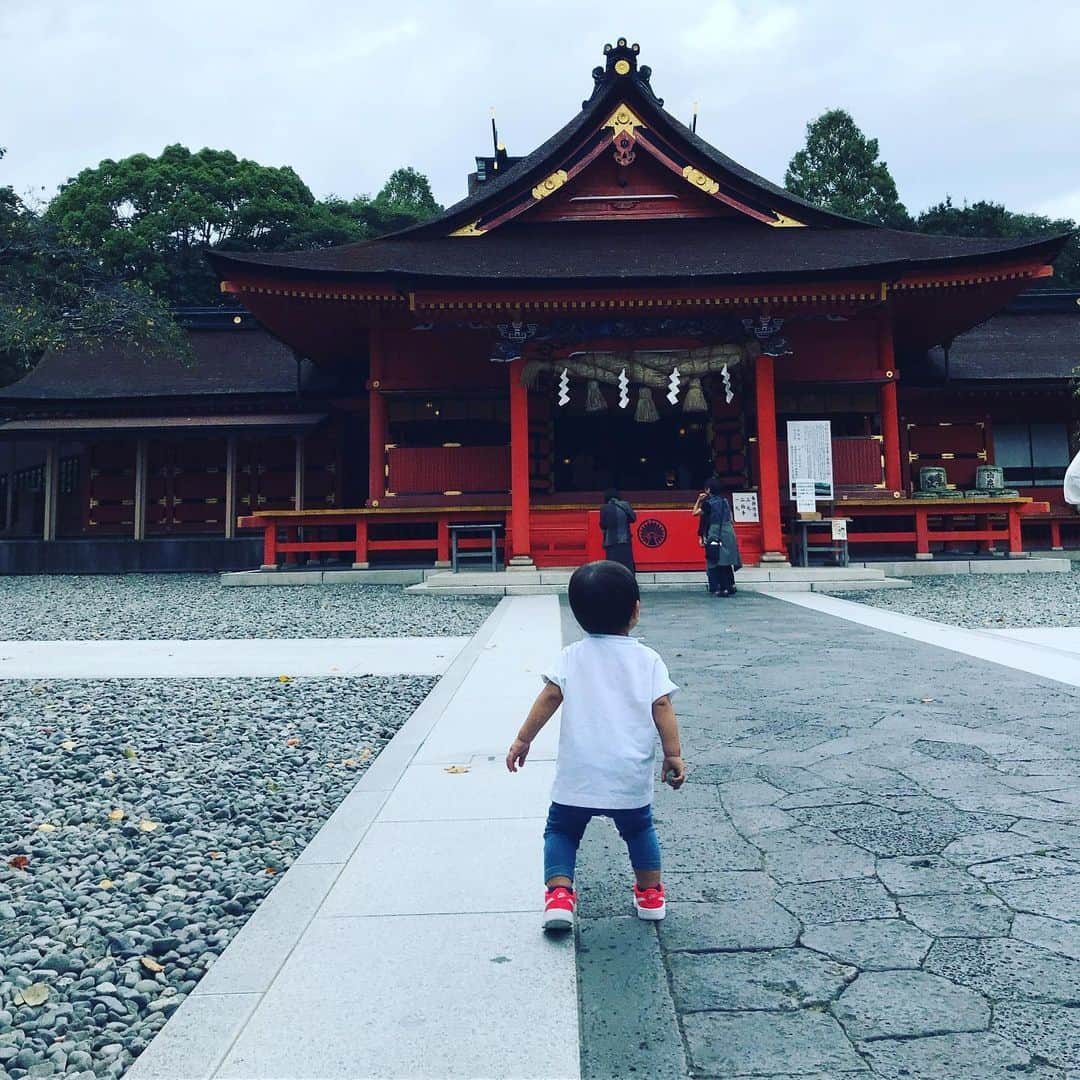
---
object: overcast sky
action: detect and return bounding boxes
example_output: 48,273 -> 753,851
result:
3,0 -> 1079,224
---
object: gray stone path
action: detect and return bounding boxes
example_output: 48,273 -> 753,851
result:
575,593 -> 1080,1079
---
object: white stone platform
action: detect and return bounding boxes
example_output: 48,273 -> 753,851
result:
770,591 -> 1080,690
0,637 -> 468,680
405,566 -> 912,596
126,597 -> 578,1080
220,557 -> 1071,594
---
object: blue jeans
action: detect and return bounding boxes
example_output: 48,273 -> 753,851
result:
543,802 -> 661,883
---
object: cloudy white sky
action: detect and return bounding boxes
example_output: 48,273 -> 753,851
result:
2,0 -> 1079,223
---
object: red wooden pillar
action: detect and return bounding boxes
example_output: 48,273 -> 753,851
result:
1007,506 -> 1023,556
261,523 -> 279,569
436,517 -> 450,568
914,508 -> 931,558
367,332 -> 386,508
878,318 -> 903,492
754,353 -> 786,562
508,358 -> 533,565
352,519 -> 369,569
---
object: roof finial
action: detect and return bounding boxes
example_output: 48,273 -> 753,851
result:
586,40 -> 663,107
691,101 -> 699,134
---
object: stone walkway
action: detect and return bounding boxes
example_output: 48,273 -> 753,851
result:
0,636 -> 467,679
126,597 -> 578,1080
576,592 -> 1079,1079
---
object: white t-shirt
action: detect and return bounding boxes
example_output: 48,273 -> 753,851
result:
1065,451 -> 1080,507
543,634 -> 678,810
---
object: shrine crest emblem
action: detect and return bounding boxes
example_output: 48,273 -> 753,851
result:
636,518 -> 668,548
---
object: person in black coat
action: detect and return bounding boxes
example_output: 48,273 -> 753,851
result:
599,489 -> 637,573
692,476 -> 742,596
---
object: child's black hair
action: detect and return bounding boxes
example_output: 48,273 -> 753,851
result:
568,560 -> 640,635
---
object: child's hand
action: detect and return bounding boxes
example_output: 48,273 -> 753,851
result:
506,738 -> 531,773
662,755 -> 686,789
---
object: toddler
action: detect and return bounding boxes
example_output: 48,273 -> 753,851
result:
506,560 -> 685,931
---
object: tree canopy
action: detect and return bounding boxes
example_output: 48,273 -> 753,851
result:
785,109 -> 910,228
0,147 -> 185,383
46,147 -> 443,306
785,110 -> 1076,287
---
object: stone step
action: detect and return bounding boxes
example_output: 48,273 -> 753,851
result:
811,578 -> 913,593
856,557 -> 1071,577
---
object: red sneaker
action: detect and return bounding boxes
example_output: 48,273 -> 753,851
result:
543,886 -> 576,931
633,883 -> 666,921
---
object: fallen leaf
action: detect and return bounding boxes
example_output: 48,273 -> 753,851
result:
139,820 -> 158,832
59,739 -> 77,751
8,855 -> 29,870
22,984 -> 49,1007
122,747 -> 137,760
99,879 -> 114,889
340,758 -> 358,767
266,781 -> 280,794
359,748 -> 372,761
277,675 -> 292,683
444,765 -> 470,775
108,809 -> 124,822
207,851 -> 222,860
103,771 -> 116,782
264,867 -> 277,875
139,957 -> 164,973
285,737 -> 301,748
36,823 -> 57,833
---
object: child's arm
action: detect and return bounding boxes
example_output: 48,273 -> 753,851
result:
506,682 -> 564,772
652,694 -> 686,789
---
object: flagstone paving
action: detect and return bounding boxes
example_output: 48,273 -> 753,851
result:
575,592 -> 1080,1079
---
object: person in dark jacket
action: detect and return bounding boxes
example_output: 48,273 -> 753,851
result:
692,477 -> 741,596
599,489 -> 637,573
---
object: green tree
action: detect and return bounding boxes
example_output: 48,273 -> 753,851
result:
352,166 -> 444,236
785,109 -> 910,228
916,197 -> 1078,289
46,145 -> 364,305
46,148 -> 442,305
0,147 -> 185,383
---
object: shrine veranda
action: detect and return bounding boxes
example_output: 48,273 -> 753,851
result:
1,40 -> 1078,574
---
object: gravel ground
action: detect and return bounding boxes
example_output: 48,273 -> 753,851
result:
0,576 -> 497,640
844,564 -> 1080,628
0,676 -> 434,1080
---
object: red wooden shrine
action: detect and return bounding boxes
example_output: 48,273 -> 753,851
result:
2,41 -> 1076,569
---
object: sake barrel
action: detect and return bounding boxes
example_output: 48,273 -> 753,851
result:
918,466 -> 948,492
975,464 -> 1004,491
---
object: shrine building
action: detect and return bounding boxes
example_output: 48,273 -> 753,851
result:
1,40 -> 1078,573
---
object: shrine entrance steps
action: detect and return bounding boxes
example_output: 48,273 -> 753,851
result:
406,566 -> 913,596
219,556 -> 1071,592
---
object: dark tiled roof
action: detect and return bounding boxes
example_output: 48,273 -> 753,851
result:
209,219 -> 1065,285
206,45 -> 1068,287
0,328 -> 300,402
384,47 -> 860,239
917,302 -> 1080,381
